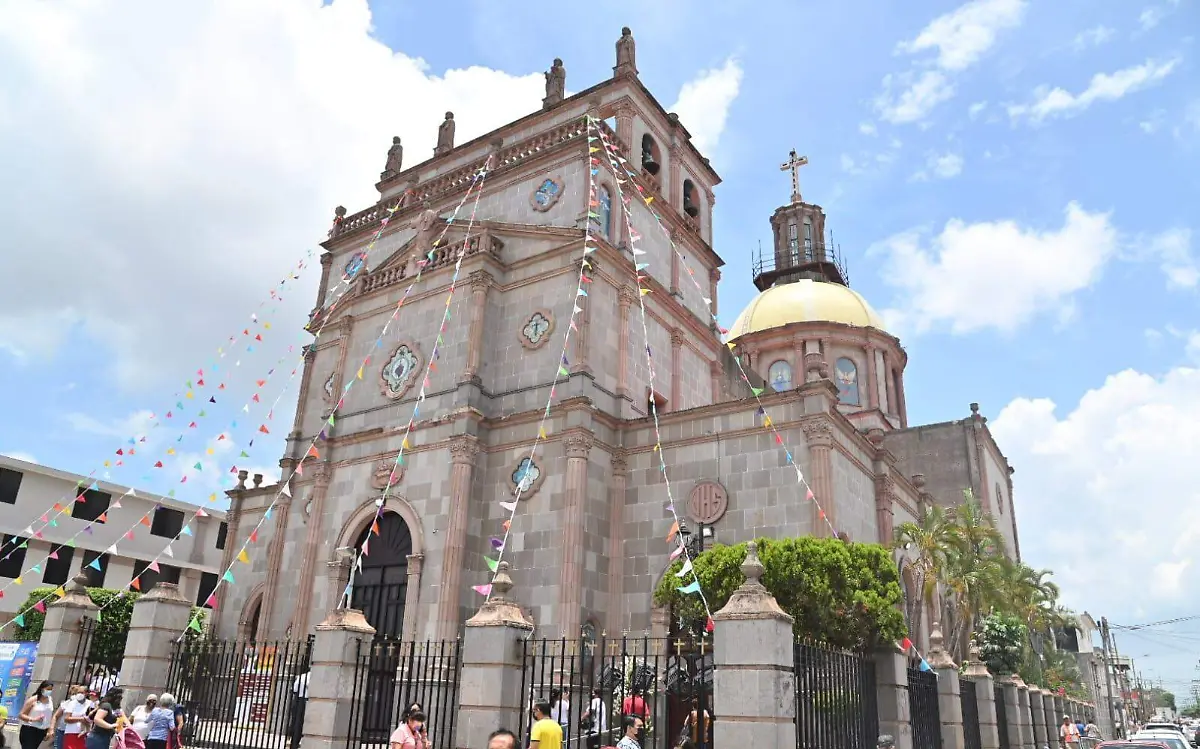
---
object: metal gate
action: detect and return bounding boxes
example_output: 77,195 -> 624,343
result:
67,616 -> 124,692
164,637 -> 313,749
345,637 -> 461,749
794,642 -> 877,749
907,666 -> 941,749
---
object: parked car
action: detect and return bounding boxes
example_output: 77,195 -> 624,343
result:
1145,724 -> 1187,734
1095,741 -> 1170,749
1133,730 -> 1193,749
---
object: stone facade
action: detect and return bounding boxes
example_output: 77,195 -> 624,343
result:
213,29 -> 1018,650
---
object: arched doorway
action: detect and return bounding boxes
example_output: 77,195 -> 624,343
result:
349,512 -> 412,639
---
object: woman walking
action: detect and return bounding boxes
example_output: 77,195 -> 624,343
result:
16,681 -> 55,749
59,687 -> 91,749
85,690 -> 124,749
143,694 -> 178,749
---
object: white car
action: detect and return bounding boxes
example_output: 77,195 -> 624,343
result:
1133,730 -> 1193,749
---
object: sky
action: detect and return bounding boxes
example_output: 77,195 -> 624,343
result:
0,0 -> 1198,694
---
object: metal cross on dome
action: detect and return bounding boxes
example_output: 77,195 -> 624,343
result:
780,149 -> 809,204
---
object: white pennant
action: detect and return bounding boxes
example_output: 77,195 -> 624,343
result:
164,544 -> 175,558
500,501 -> 517,512
281,481 -> 292,497
675,559 -> 693,578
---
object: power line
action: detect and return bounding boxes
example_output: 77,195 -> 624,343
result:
1112,616 -> 1200,630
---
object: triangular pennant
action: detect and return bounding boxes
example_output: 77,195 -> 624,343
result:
675,559 -> 693,578
473,584 -> 492,596
499,501 -> 517,512
677,580 -> 701,595
188,617 -> 203,633
486,557 -> 499,572
222,570 -> 235,583
238,549 -> 250,564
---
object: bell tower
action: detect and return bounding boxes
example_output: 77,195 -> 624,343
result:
752,150 -> 848,291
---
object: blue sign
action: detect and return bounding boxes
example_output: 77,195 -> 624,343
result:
0,642 -> 39,724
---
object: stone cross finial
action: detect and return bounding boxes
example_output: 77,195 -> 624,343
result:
780,149 -> 809,204
491,562 -> 514,600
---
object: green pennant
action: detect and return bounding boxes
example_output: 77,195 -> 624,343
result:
187,617 -> 202,633
96,611 -> 103,623
240,451 -> 249,458
327,415 -> 336,426
193,462 -> 203,471
486,557 -> 499,572
751,387 -> 765,397
222,571 -> 235,584
558,366 -> 569,377
14,615 -> 25,627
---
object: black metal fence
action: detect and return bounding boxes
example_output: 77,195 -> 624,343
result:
519,635 -> 714,749
67,616 -> 124,691
345,637 -> 462,749
995,685 -> 1009,749
794,642 -> 877,749
164,637 -> 313,749
960,679 -> 981,749
907,666 -> 941,749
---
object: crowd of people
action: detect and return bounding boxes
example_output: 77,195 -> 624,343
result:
13,683 -> 185,749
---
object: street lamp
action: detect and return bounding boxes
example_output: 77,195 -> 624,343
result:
678,519 -> 715,559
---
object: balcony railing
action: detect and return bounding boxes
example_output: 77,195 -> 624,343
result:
751,240 -> 850,291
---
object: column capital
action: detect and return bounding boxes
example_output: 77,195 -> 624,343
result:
337,314 -> 354,337
564,430 -> 594,459
618,285 -> 637,307
320,251 -> 334,267
406,553 -> 425,576
449,435 -> 480,465
800,418 -> 835,448
468,269 -> 495,291
610,449 -> 629,474
670,329 -> 685,348
709,266 -> 721,282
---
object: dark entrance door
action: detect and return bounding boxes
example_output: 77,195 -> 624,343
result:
349,512 -> 412,743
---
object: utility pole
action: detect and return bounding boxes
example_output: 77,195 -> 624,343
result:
1101,617 -> 1120,738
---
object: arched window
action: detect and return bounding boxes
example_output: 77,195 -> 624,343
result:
641,134 -> 661,175
834,357 -> 860,405
595,186 -> 613,240
682,179 -> 699,217
768,360 -> 793,392
803,219 -> 814,260
787,222 -> 799,266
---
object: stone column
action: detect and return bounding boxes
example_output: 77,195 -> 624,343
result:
874,472 -> 897,546
572,261 -> 592,375
709,360 -> 722,404
865,344 -> 879,409
557,431 -> 593,637
1016,678 -> 1033,749
670,244 -> 680,295
1054,696 -> 1066,734
670,331 -> 684,409
1001,677 -> 1023,749
709,268 -> 720,318
119,583 -> 193,706
32,573 -> 98,692
963,646 -> 1000,749
402,554 -> 424,640
216,481 -> 246,633
1030,688 -> 1048,748
436,435 -> 479,640
455,563 -> 535,749
927,625 -> 965,749
256,486 -> 294,640
289,345 -> 320,440
875,645 -> 914,749
668,145 -> 681,206
302,609 -> 376,749
712,542 -> 796,749
616,287 -> 634,400
461,271 -> 493,384
800,419 -> 836,535
605,451 -> 628,634
290,461 -> 333,637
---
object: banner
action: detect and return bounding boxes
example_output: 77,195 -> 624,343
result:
0,641 -> 38,723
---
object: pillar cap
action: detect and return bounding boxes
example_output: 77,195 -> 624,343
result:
137,582 -> 191,606
316,608 -> 376,634
962,642 -> 990,678
49,573 -> 99,612
466,562 -> 534,630
712,541 -> 793,624
925,622 -> 958,670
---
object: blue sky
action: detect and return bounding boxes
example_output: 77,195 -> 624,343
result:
1,0 -> 1198,694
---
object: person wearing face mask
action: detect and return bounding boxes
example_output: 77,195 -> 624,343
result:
388,709 -> 428,749
48,686 -> 84,749
59,688 -> 90,749
17,682 -> 55,749
129,695 -> 157,741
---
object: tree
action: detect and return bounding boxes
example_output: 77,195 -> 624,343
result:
1148,688 -> 1177,712
894,504 -> 956,629
942,492 -> 1007,655
653,536 -> 906,651
977,613 -> 1026,676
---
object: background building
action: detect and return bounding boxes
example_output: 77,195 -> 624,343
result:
0,454 -> 227,626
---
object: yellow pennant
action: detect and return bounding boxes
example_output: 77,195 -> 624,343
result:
644,196 -> 654,205
401,437 -> 410,450
238,550 -> 250,564
763,415 -> 773,428
538,427 -> 547,439
54,586 -> 66,598
357,366 -> 364,380
640,288 -> 651,296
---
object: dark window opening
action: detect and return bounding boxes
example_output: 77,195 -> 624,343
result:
132,561 -> 181,592
197,572 -> 219,608
42,545 -> 75,586
70,489 -> 111,523
0,535 -> 28,578
647,388 -> 669,415
0,467 -> 23,505
215,522 -> 228,550
150,507 -> 185,539
640,134 -> 661,175
80,549 -> 108,587
682,179 -> 700,218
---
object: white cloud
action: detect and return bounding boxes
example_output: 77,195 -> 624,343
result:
1140,109 -> 1167,133
875,70 -> 956,124
876,0 -> 1025,124
1148,228 -> 1198,289
896,0 -> 1027,71
64,410 -> 157,440
911,152 -> 964,181
841,154 -> 863,175
3,0 -> 709,390
1008,58 -> 1180,124
670,57 -> 743,155
1073,25 -> 1115,50
968,101 -> 988,119
1140,7 -> 1166,30
859,122 -> 878,136
874,202 -> 1117,335
992,361 -> 1200,614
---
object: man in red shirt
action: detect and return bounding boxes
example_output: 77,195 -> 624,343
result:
621,690 -> 649,721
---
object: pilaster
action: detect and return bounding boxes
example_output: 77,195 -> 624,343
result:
403,554 -> 424,641
874,645 -> 914,749
257,482 -> 294,640
708,267 -> 720,319
1016,679 -> 1033,749
291,461 -> 333,637
963,645 -> 999,749
1030,688 -> 1048,748
1000,677 -> 1023,749
436,435 -> 480,640
605,451 -> 628,634
616,287 -> 634,400
460,271 -> 494,384
800,419 -> 836,535
927,625 -> 965,749
557,430 -> 593,637
670,330 -> 684,410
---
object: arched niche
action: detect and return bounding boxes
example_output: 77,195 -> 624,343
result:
239,584 -> 267,641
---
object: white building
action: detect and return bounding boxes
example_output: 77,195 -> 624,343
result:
0,454 -> 227,626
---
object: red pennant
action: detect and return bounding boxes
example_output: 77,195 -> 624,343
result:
116,449 -> 124,456
259,425 -> 270,434
154,461 -> 163,468
189,421 -> 197,428
249,529 -> 258,543
255,334 -> 263,341
256,379 -> 266,387
130,577 -> 141,591
307,446 -> 320,458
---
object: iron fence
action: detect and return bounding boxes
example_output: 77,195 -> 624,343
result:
345,637 -> 461,749
793,642 -> 877,749
164,636 -> 313,749
995,685 -> 1009,749
960,679 -> 981,749
907,666 -> 941,749
519,635 -> 715,749
67,616 -> 124,692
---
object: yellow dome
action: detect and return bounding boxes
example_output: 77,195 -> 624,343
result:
728,279 -> 887,340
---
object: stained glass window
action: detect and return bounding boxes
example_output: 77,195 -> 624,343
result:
768,360 -> 792,392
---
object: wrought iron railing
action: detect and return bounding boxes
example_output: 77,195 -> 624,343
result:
67,616 -> 125,693
164,636 -> 314,749
519,635 -> 714,749
907,666 -> 941,749
345,637 -> 462,749
794,642 -> 878,749
961,678 -> 981,749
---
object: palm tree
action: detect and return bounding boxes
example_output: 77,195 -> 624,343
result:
943,491 -> 1008,657
894,504 -> 956,640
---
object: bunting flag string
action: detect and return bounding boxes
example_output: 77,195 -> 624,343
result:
593,116 -> 716,632
592,124 -> 840,539
0,253 -> 315,567
472,115 -> 605,600
172,162 -> 496,638
338,157 -> 495,609
899,636 -> 935,674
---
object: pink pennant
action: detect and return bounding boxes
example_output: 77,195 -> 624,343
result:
205,594 -> 218,608
472,584 -> 493,596
34,601 -> 46,613
148,561 -> 160,572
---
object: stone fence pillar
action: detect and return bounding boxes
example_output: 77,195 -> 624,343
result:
1001,677 -> 1023,749
119,582 -> 192,706
712,542 -> 796,749
303,608 -> 376,749
1030,688 -> 1048,748
1016,679 -> 1033,749
963,646 -> 999,749
1043,694 -> 1057,745
454,562 -> 535,749
32,573 -> 98,698
875,645 -> 913,749
927,625 -> 964,749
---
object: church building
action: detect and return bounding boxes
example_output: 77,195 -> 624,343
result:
214,28 -> 1022,651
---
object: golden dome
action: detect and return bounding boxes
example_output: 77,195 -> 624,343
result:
728,279 -> 888,340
